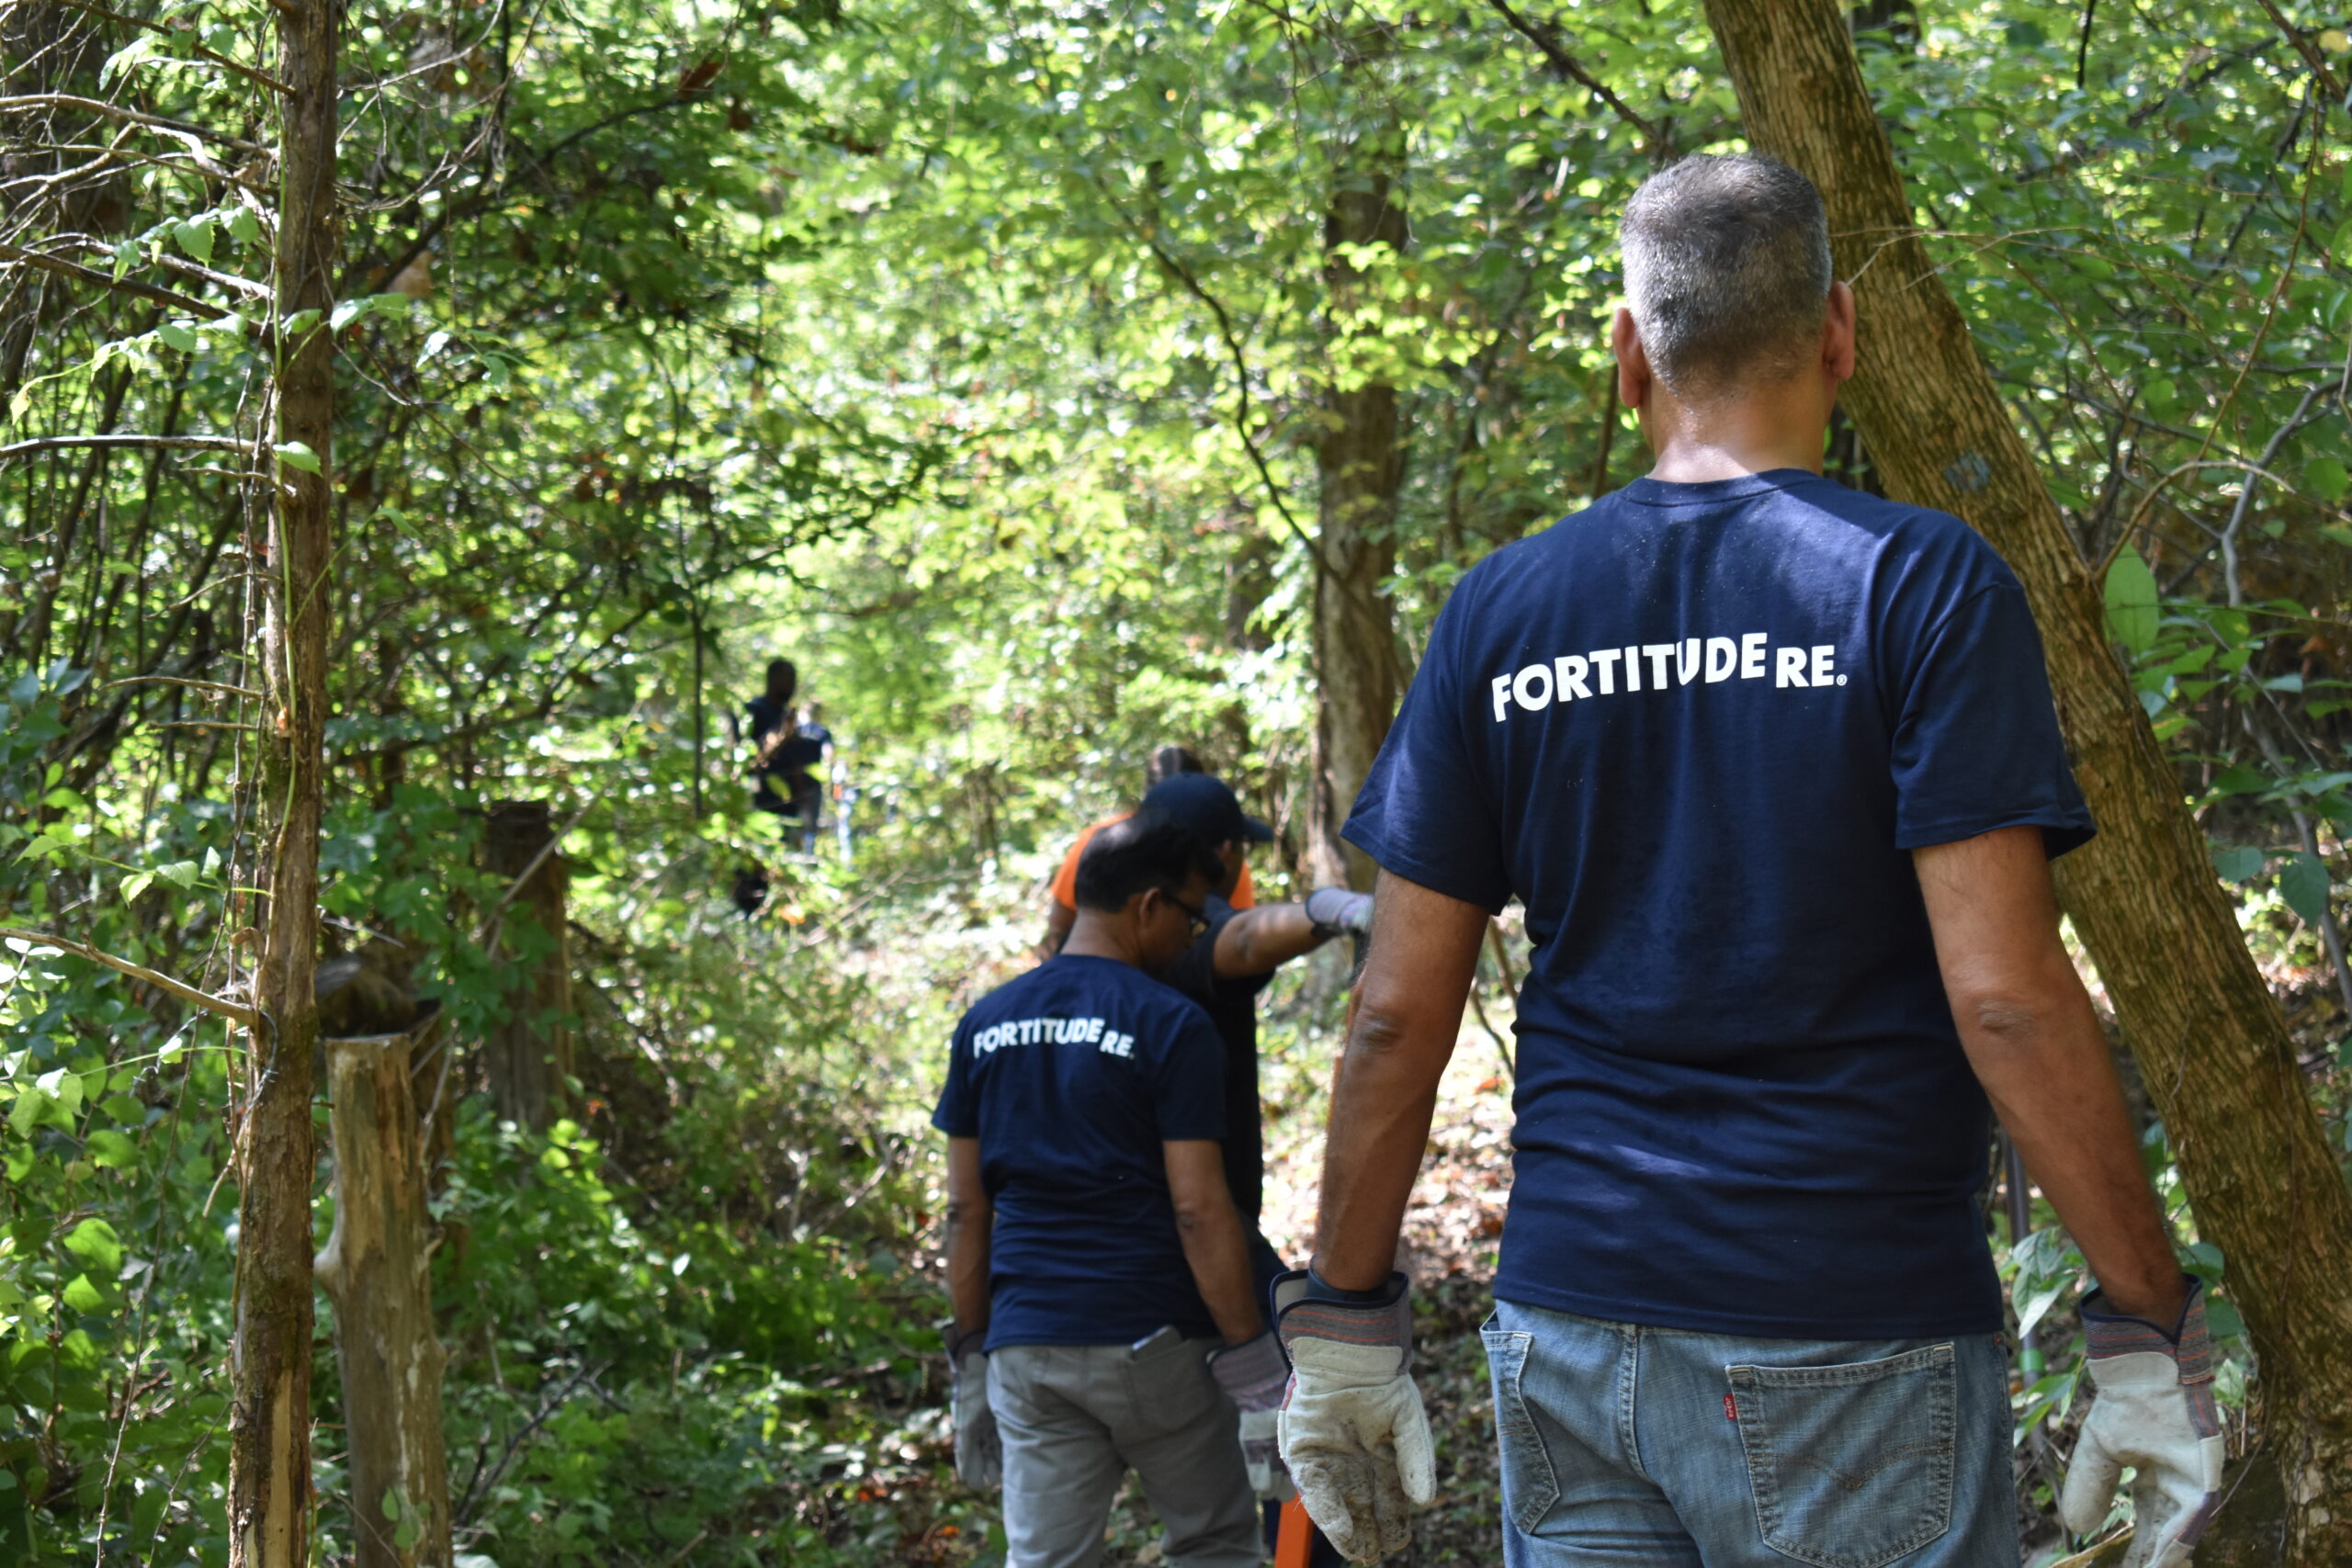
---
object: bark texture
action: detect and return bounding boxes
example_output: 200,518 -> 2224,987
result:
485,800 -> 572,1131
1306,126 -> 1408,892
1701,2 -> 2352,1557
229,0 -> 337,1560
316,1022 -> 454,1568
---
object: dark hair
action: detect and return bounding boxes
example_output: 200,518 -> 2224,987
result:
1073,815 -> 1221,913
765,659 -> 798,703
1621,152 -> 1833,391
1146,744 -> 1205,787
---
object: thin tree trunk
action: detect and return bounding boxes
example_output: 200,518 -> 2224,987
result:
1307,122 -> 1408,892
316,1021 -> 454,1568
231,0 -> 338,1556
484,800 -> 572,1132
1700,3 -> 2352,1557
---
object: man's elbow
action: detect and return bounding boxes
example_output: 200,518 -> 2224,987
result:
1348,994 -> 1425,1061
1169,1191 -> 1234,1235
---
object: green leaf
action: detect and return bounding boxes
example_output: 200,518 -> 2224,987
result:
281,308 -> 322,338
155,858 -> 199,889
274,441 -> 322,474
62,1273 -> 107,1315
2103,546 -> 2159,655
63,1217 -> 123,1274
2211,844 -> 2266,884
85,1130 -> 137,1169
156,321 -> 201,355
227,206 -> 261,246
2280,852 -> 2331,925
173,218 -> 213,264
331,299 -> 368,332
2308,457 -> 2349,504
2211,766 -> 2270,797
119,871 -> 153,904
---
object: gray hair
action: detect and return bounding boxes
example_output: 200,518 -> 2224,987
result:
1620,153 -> 1834,391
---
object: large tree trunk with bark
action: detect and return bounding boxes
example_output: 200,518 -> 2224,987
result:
231,0 -> 338,1560
1306,122 -> 1408,892
317,1021 -> 454,1568
1701,2 -> 2352,1558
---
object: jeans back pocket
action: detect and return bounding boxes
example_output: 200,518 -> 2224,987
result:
1480,1314 -> 1559,1532
1726,1342 -> 1956,1568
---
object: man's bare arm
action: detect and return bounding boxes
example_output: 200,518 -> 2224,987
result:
1916,827 -> 2185,1324
1212,903 -> 1329,978
1310,871 -> 1490,1292
944,1136 -> 993,1337
1165,1140 -> 1265,1343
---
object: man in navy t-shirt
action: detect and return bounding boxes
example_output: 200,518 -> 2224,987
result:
1275,156 -> 2217,1568
936,816 -> 1270,1568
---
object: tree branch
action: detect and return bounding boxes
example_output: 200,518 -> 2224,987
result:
0,94 -> 267,155
0,241 -> 238,321
1480,0 -> 1666,153
28,0 -> 292,94
0,926 -> 255,1030
0,434 -> 249,462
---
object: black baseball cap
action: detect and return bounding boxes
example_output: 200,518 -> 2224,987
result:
1140,773 -> 1274,846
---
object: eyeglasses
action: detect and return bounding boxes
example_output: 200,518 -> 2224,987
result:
1164,890 -> 1211,937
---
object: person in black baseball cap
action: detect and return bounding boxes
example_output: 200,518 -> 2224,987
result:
1134,773 -> 1368,1562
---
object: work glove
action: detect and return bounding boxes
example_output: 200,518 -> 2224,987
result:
1304,887 -> 1374,940
2060,1277 -> 2223,1568
1208,1331 -> 1295,1500
1273,1270 -> 1434,1563
947,1329 -> 1001,1490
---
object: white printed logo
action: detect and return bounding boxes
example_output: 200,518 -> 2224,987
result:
972,1015 -> 1137,1058
1488,634 -> 1846,722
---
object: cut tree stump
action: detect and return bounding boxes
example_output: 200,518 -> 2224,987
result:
315,1006 -> 453,1568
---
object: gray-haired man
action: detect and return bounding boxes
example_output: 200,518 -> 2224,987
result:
1277,154 -> 2217,1567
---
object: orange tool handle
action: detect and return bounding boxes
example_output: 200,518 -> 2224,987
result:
1274,1496 -> 1313,1568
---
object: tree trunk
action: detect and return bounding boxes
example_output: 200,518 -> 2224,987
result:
316,1019 -> 454,1568
484,800 -> 572,1132
1306,124 -> 1408,892
231,0 -> 338,1558
1700,2 -> 2352,1557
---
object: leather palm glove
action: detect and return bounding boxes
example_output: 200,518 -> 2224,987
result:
2060,1277 -> 2223,1568
1304,887 -> 1374,940
1273,1270 -> 1434,1563
947,1328 -> 1001,1490
1208,1331 -> 1295,1501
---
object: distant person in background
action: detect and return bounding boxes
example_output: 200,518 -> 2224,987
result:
744,659 -> 832,852
1039,745 -> 1257,956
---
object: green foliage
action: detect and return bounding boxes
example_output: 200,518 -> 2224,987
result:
4,0 -> 2351,1561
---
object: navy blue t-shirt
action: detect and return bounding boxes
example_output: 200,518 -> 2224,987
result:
932,954 -> 1227,1349
1344,470 -> 2094,1339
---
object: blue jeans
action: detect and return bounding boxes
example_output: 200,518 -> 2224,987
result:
1482,1300 -> 2019,1568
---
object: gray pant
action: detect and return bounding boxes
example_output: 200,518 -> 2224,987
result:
988,1333 -> 1261,1568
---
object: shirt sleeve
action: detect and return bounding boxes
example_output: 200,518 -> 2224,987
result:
1048,826 -> 1094,911
1150,1004 -> 1227,1143
1888,581 -> 2096,856
1340,575 -> 1513,912
931,1021 -> 978,1136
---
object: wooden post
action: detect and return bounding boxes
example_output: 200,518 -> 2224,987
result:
484,800 -> 571,1131
315,1013 -> 453,1568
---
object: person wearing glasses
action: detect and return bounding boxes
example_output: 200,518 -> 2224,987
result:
936,814 -> 1268,1568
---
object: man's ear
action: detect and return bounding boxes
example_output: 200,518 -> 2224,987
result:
1611,307 -> 1652,416
1822,281 -> 1857,385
